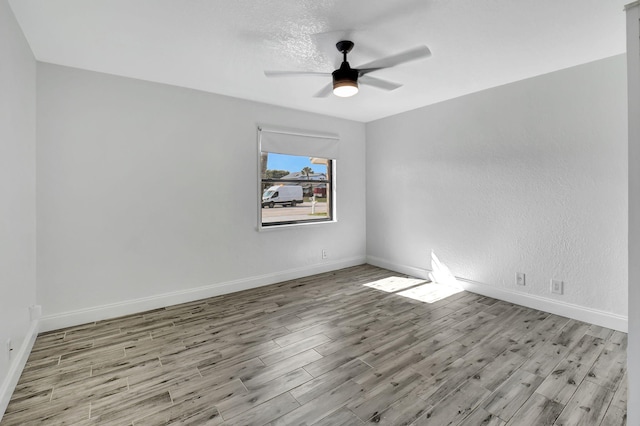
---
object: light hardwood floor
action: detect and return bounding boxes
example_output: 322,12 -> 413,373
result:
1,265 -> 627,425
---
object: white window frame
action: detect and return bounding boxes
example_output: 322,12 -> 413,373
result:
257,126 -> 338,231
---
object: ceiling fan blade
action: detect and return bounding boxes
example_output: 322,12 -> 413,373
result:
264,70 -> 331,78
359,75 -> 402,91
356,45 -> 431,74
313,83 -> 333,98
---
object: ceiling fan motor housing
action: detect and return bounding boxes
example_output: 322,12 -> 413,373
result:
333,62 -> 358,84
332,61 -> 359,94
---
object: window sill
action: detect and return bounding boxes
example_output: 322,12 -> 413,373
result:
257,219 -> 337,232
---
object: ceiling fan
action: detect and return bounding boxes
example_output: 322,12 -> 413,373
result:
264,40 -> 431,98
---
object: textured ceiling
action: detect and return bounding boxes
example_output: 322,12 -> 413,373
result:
9,0 -> 628,122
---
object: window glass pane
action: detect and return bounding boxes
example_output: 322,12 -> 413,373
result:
260,152 -> 333,226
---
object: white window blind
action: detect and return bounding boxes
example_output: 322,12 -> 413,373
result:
259,127 -> 339,159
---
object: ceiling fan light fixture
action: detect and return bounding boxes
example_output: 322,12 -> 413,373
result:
333,79 -> 358,97
332,63 -> 359,97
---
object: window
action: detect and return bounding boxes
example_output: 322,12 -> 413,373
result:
258,127 -> 337,228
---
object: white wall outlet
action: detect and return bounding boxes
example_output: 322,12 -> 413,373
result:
551,279 -> 563,295
516,272 -> 526,286
5,339 -> 12,360
322,249 -> 328,259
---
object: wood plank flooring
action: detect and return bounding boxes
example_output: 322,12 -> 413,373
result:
1,265 -> 627,425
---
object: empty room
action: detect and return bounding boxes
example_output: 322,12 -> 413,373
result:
1,0 -> 637,425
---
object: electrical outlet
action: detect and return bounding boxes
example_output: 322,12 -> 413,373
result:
551,279 -> 563,295
322,249 -> 328,259
516,272 -> 526,286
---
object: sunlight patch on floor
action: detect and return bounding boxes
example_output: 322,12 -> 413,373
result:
364,276 -> 427,293
364,252 -> 464,303
397,282 -> 463,304
363,276 -> 463,304
363,251 -> 464,303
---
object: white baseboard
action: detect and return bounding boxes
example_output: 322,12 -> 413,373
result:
0,320 -> 39,422
366,255 -> 628,333
39,256 -> 367,333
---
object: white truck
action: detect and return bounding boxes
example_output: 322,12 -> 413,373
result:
262,185 -> 303,208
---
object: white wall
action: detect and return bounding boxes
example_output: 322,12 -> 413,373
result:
0,0 -> 37,416
626,3 -> 639,424
36,63 -> 366,329
366,55 -> 628,330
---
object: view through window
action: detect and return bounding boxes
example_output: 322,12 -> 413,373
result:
260,152 -> 333,227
